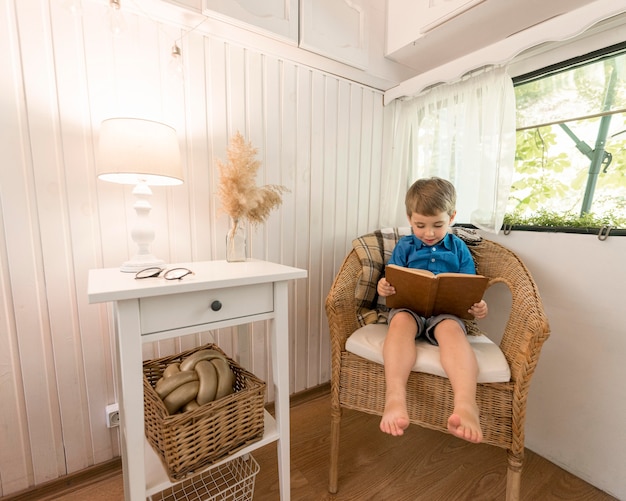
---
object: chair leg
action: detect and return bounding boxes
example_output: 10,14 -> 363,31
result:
506,450 -> 523,501
329,410 -> 341,493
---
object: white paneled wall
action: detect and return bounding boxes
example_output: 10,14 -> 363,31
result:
0,0 -> 388,494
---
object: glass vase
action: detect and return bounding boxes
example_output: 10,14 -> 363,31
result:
226,218 -> 246,262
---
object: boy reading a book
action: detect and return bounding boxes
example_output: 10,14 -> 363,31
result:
377,177 -> 488,442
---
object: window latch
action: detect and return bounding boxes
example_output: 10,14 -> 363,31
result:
597,225 -> 612,241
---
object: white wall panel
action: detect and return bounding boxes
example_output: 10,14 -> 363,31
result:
2,0 -> 66,489
0,0 -> 386,494
0,0 -> 34,495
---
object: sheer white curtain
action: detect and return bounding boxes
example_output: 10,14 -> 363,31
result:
380,67 -> 516,233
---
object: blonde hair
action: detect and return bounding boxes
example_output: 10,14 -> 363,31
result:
405,177 -> 457,217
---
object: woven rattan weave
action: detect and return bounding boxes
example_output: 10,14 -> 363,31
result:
143,344 -> 265,482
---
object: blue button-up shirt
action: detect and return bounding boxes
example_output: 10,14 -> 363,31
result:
388,233 -> 476,275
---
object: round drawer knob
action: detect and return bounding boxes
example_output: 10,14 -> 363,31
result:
210,300 -> 222,312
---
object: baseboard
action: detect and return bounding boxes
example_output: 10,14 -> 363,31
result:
265,382 -> 330,414
1,458 -> 122,501
290,382 -> 331,406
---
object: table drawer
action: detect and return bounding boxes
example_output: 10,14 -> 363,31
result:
139,283 -> 273,334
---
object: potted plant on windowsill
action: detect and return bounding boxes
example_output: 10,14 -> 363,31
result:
502,209 -> 626,237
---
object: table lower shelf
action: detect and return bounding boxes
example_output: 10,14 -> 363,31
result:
145,410 -> 278,498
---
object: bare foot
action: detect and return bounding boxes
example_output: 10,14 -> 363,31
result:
447,403 -> 483,443
380,396 -> 410,436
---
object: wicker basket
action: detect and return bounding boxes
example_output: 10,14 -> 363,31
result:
149,454 -> 260,501
143,344 -> 266,481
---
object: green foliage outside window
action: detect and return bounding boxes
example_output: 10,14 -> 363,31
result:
506,47 -> 626,231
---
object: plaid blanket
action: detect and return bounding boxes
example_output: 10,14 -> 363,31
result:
352,226 -> 482,327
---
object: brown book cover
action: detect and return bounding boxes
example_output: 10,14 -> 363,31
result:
384,264 -> 489,320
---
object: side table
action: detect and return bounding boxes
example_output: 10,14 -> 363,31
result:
88,259 -> 307,500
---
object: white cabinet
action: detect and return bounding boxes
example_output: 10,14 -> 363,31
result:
88,260 -> 307,500
201,0 -> 369,69
385,0 -> 602,72
417,0 -> 485,33
202,0 -> 299,43
386,0 -> 484,54
299,0 -> 368,69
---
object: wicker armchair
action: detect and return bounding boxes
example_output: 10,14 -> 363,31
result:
326,233 -> 550,501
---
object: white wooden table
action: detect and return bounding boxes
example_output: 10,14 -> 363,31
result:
88,260 -> 307,501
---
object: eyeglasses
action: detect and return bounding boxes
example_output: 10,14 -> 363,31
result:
135,267 -> 195,280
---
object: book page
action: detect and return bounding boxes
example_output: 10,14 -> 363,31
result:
386,264 -> 435,278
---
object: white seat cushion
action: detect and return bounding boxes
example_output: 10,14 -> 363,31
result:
345,323 -> 511,383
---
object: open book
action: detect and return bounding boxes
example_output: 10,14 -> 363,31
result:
384,264 -> 489,320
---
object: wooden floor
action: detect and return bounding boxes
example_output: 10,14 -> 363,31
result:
8,388 -> 617,501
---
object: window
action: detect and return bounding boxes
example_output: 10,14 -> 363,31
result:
506,43 -> 626,231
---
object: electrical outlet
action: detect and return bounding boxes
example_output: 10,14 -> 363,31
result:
106,403 -> 120,428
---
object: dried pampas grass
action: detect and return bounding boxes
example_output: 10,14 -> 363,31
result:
217,132 -> 287,229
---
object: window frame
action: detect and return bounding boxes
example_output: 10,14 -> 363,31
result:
505,41 -> 626,236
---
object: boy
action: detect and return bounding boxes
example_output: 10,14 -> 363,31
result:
377,177 -> 488,443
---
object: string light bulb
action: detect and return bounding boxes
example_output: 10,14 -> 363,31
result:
108,0 -> 126,36
168,43 -> 184,79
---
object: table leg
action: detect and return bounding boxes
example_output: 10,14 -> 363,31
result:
115,300 -> 146,501
271,281 -> 291,501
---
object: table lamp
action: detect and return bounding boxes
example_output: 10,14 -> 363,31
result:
97,118 -> 183,272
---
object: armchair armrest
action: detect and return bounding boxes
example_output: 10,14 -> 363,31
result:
325,250 -> 362,353
474,240 -> 550,385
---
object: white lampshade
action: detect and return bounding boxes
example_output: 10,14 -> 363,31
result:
96,118 -> 183,272
97,118 -> 183,186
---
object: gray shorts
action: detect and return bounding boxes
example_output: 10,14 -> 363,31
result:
387,308 -> 467,346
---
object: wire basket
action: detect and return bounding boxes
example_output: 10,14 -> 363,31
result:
149,454 -> 260,501
143,344 -> 266,481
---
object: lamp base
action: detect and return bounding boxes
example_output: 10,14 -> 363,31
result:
120,255 -> 165,273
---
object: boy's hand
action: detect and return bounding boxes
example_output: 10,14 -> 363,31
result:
377,277 -> 396,297
469,299 -> 488,319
